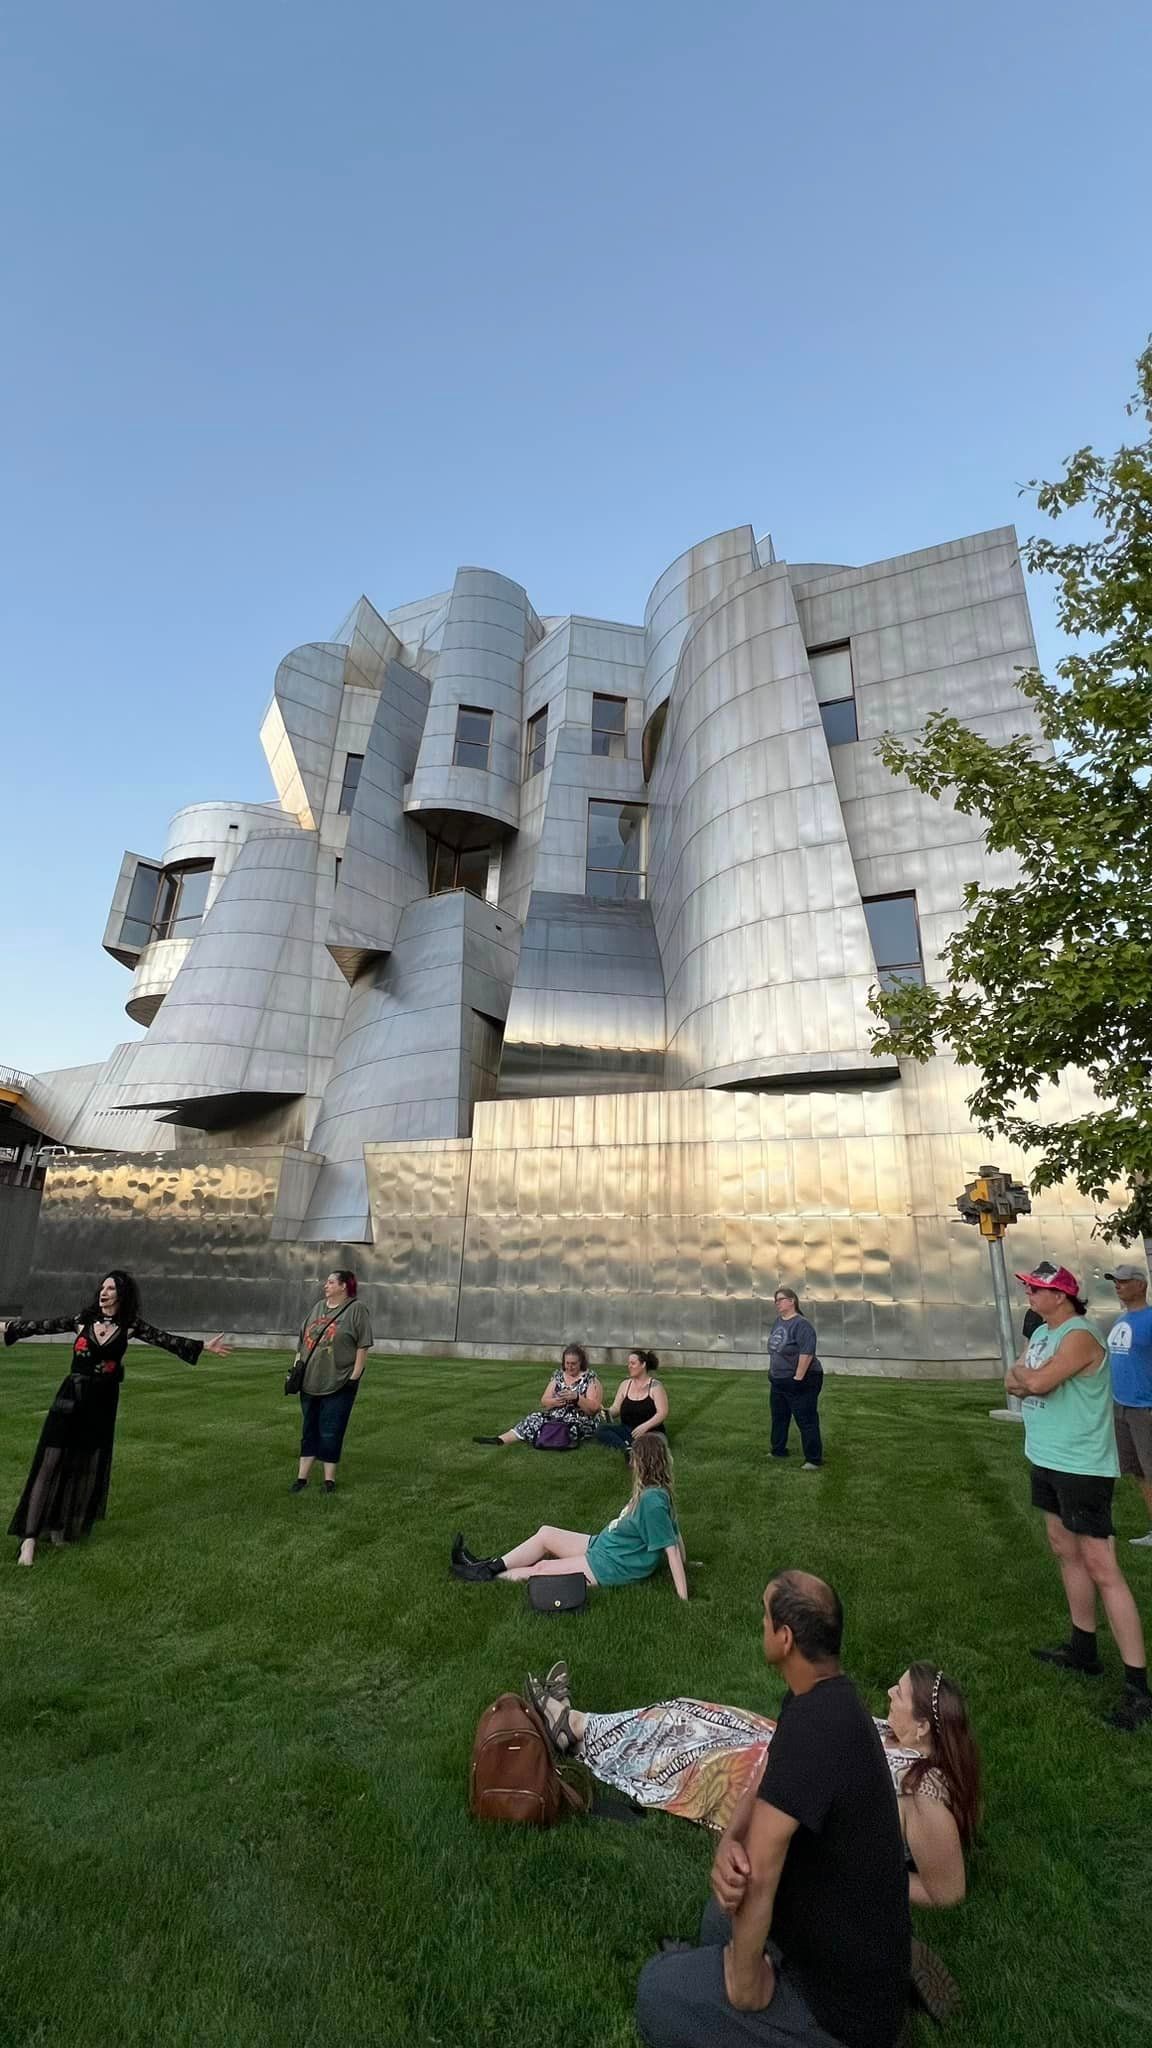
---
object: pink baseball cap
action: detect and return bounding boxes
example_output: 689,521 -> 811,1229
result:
1015,1264 -> 1080,1297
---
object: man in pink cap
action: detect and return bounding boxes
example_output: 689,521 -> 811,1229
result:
1004,1264 -> 1150,1731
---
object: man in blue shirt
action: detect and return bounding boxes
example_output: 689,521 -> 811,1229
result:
1105,1263 -> 1152,1549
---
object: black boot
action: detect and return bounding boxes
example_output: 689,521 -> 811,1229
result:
452,1532 -> 482,1566
1032,1641 -> 1103,1676
450,1555 -> 499,1582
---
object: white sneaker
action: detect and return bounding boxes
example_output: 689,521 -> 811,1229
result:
1129,1531 -> 1152,1547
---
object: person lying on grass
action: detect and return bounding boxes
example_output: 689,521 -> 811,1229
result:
523,1655 -> 980,1908
450,1434 -> 688,1599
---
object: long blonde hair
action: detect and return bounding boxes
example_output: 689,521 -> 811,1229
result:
627,1433 -> 677,1515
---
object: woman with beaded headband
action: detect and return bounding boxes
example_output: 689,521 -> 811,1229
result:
521,1657 -> 981,1906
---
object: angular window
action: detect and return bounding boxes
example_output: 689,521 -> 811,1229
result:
591,694 -> 627,758
586,800 -> 646,901
453,706 -> 493,771
863,893 -> 925,990
809,644 -> 858,746
119,861 -> 163,949
338,754 -> 364,814
151,862 -> 214,942
428,837 -> 493,901
525,705 -> 548,779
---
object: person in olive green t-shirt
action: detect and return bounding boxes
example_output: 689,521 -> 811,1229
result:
1004,1263 -> 1150,1732
290,1270 -> 373,1495
450,1433 -> 689,1598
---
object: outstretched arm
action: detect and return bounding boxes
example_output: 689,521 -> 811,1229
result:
665,1543 -> 689,1601
2,1316 -> 79,1346
129,1321 -> 230,1365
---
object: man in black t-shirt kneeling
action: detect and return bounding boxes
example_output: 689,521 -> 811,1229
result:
635,1571 -> 910,2048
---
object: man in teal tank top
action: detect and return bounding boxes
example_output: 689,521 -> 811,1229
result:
1004,1264 -> 1151,1732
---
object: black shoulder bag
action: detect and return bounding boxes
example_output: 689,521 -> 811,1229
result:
284,1302 -> 352,1397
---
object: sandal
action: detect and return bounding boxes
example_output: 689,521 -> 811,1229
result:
908,1938 -> 962,2024
523,1673 -> 579,1757
543,1660 -> 570,1702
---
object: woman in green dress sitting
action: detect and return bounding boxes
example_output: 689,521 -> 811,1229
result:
449,1434 -> 688,1599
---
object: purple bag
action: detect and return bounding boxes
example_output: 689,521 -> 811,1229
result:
536,1419 -> 573,1451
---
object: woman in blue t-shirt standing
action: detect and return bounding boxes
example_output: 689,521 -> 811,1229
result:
449,1434 -> 688,1599
767,1288 -> 824,1469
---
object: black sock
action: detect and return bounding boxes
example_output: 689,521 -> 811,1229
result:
1122,1664 -> 1149,1694
1071,1626 -> 1099,1665
488,1556 -> 507,1576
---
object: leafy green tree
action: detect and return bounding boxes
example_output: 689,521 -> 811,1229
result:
869,341 -> 1152,1241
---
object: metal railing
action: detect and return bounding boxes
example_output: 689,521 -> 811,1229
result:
0,1066 -> 33,1094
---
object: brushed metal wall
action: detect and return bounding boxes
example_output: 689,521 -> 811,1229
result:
23,1077 -> 1120,1377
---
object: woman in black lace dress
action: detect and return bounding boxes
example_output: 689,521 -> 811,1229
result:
1,1269 -> 229,1566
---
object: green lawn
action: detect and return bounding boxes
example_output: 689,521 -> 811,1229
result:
1,1351 -> 1150,2048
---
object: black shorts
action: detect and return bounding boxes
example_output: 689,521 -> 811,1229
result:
1029,1463 -> 1115,1539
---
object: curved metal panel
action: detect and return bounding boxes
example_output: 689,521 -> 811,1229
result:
499,891 -> 666,1097
326,657 -> 432,983
642,526 -> 760,738
648,563 -> 894,1089
404,568 -> 543,836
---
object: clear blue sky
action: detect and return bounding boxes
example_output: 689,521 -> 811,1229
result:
2,0 -> 1148,1073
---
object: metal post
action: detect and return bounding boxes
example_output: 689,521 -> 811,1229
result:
987,1231 -> 1023,1421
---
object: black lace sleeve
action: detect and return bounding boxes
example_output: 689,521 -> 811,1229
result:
3,1315 -> 80,1347
130,1320 -> 204,1365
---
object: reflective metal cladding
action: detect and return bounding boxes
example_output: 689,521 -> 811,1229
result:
15,524 -> 1108,1372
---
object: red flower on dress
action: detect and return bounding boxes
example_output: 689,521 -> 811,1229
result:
103,1361 -> 117,1374
74,1337 -> 88,1354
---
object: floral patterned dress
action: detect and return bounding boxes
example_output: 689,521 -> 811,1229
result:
513,1368 -> 601,1446
3,1314 -> 203,1541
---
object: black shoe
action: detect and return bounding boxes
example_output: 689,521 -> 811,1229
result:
450,1556 -> 498,1582
324,1480 -> 336,1494
451,1532 -> 481,1566
1031,1642 -> 1104,1676
1108,1688 -> 1152,1732
290,1478 -> 308,1494
473,1436 -> 502,1445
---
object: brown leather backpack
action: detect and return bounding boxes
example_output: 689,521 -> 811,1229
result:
469,1693 -> 587,1826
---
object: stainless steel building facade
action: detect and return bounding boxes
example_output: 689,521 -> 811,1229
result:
10,526 -> 1105,1372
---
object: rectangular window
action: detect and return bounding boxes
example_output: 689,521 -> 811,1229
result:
151,863 -> 214,942
428,837 -> 493,901
119,861 -> 162,948
338,754 -> 364,813
862,893 -> 925,990
453,706 -> 493,771
586,800 -> 646,901
525,705 -> 548,779
334,857 -> 342,886
809,644 -> 858,746
591,694 -> 627,758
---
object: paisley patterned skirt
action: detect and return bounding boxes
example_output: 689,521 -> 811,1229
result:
580,1697 -> 775,1833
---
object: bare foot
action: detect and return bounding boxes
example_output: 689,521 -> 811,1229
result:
17,1539 -> 35,1568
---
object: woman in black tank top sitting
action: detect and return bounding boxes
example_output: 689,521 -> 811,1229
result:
596,1349 -> 668,1453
